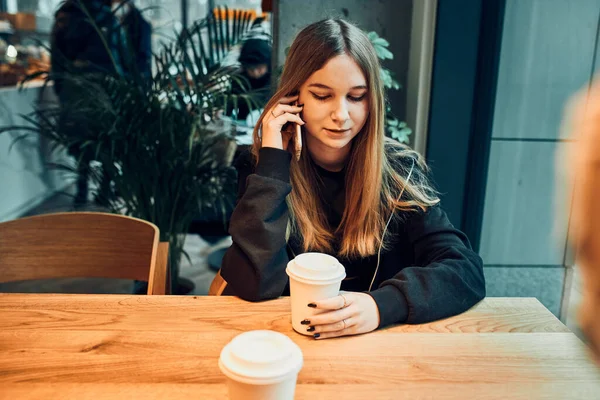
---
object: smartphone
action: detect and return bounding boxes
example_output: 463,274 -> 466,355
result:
292,100 -> 302,161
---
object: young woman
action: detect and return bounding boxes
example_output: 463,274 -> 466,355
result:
219,19 -> 485,339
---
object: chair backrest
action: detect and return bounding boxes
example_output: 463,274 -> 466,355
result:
208,269 -> 227,296
0,212 -> 168,295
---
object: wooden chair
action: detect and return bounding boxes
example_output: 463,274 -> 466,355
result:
208,269 -> 227,296
0,212 -> 170,295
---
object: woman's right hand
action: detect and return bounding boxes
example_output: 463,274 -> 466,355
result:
261,94 -> 304,152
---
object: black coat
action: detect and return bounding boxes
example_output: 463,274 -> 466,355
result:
220,147 -> 486,327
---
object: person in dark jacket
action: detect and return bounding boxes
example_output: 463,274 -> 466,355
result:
50,0 -> 122,207
51,0 -> 122,95
219,19 -> 486,339
229,37 -> 272,120
112,0 -> 152,81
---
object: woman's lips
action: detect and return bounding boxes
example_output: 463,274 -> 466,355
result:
325,128 -> 351,134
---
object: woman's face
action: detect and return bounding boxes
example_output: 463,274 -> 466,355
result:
298,54 -> 369,157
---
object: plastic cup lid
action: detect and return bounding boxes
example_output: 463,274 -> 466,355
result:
286,253 -> 346,285
219,330 -> 303,385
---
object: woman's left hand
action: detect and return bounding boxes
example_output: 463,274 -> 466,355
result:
303,291 -> 381,339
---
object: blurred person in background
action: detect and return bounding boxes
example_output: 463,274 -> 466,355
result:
563,76 -> 600,363
50,0 -> 122,207
111,0 -> 152,81
229,37 -> 272,121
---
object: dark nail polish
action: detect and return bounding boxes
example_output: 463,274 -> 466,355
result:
313,333 -> 320,339
307,326 -> 315,332
301,319 -> 311,325
308,303 -> 317,308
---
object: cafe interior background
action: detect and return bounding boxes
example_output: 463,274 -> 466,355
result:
1,0 -> 598,340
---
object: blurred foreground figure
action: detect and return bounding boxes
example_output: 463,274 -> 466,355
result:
565,76 -> 600,363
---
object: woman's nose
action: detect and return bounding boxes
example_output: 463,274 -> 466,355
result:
331,99 -> 350,122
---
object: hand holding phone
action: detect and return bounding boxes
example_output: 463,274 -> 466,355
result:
261,94 -> 304,160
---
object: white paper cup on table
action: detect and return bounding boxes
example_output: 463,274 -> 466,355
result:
218,330 -> 303,400
286,252 -> 346,335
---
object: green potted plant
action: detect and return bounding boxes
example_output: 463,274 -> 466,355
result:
1,4 -> 261,293
367,31 -> 412,144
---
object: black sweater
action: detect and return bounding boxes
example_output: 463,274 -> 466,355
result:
220,147 -> 486,327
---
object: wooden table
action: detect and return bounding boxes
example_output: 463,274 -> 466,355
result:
1,295 -> 599,399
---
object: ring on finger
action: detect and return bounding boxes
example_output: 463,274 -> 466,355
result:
340,294 -> 348,308
271,109 -> 278,118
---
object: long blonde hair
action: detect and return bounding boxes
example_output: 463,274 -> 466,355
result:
251,19 -> 439,258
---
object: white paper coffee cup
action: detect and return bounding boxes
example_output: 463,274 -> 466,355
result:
218,330 -> 303,400
286,253 -> 346,335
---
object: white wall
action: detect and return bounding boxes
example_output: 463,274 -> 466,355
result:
0,83 -> 71,222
